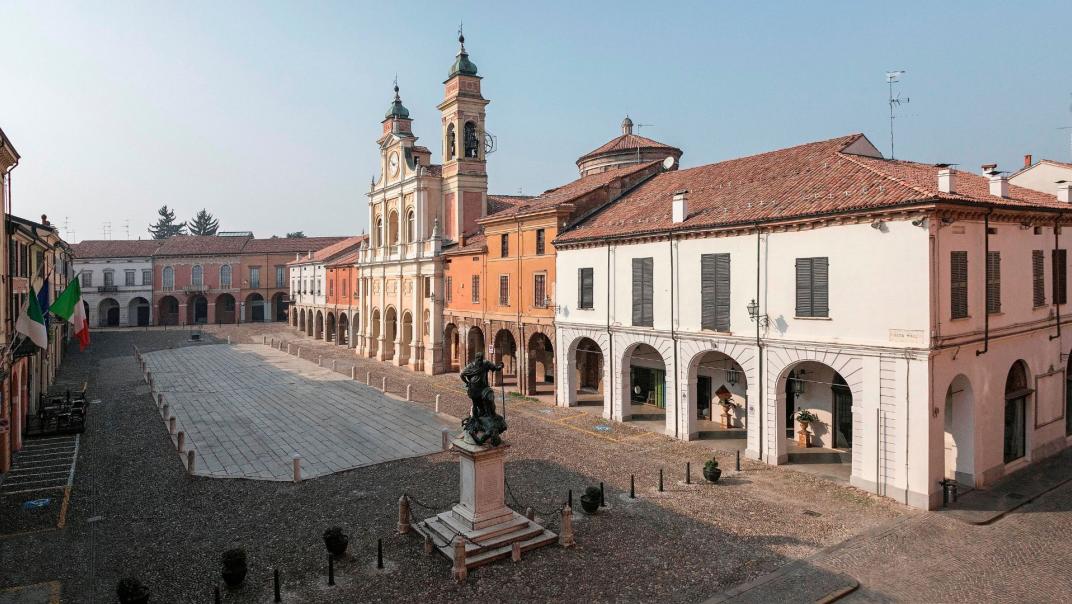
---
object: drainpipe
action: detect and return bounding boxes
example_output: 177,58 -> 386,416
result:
1051,216 -> 1062,342
607,243 -> 614,419
755,225 -> 764,461
976,210 -> 993,356
669,234 -> 679,439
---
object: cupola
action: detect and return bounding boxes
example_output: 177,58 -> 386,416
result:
448,32 -> 479,78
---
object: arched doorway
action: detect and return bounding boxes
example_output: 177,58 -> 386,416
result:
272,292 -> 288,322
246,293 -> 265,323
337,313 -> 349,346
383,307 -> 397,361
1004,361 -> 1030,464
493,329 -> 517,387
526,332 -> 554,395
400,311 -> 413,366
688,351 -> 747,439
98,298 -> 120,327
187,295 -> 208,325
944,374 -> 975,486
622,343 -> 668,432
369,308 -> 381,357
326,312 -> 337,343
779,361 -> 853,465
215,294 -> 236,325
128,297 -> 151,327
158,296 -> 179,326
298,309 -> 306,332
444,323 -> 460,372
314,311 -> 324,340
467,326 -> 485,364
571,337 -> 604,407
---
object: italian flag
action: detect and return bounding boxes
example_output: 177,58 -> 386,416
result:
15,286 -> 48,349
51,278 -> 90,350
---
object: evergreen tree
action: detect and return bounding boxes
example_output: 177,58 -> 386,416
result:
285,231 -> 306,238
186,209 -> 220,236
148,205 -> 186,239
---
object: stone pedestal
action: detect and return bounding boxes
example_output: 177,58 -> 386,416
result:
797,428 -> 811,448
413,438 -> 556,573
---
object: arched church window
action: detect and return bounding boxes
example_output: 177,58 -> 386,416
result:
191,265 -> 203,287
376,218 -> 384,248
220,264 -> 232,288
388,211 -> 400,246
464,121 -> 479,158
446,123 -> 456,160
407,210 -> 416,243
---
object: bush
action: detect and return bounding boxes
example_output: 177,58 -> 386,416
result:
583,486 -> 601,500
116,577 -> 149,603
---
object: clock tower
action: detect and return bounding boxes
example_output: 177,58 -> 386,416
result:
437,32 -> 489,241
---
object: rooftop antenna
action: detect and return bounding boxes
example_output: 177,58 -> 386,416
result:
102,221 -> 112,240
1058,92 -> 1072,162
886,70 -> 909,159
123,219 -> 130,239
633,121 -> 654,163
61,216 -> 71,240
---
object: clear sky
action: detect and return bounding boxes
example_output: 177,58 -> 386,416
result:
2,1 -> 1070,242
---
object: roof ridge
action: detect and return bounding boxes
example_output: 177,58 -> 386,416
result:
836,150 -> 934,199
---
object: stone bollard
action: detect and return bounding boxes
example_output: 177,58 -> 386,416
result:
525,507 -> 534,521
332,359 -> 337,371
406,385 -> 412,401
227,336 -> 231,345
297,347 -> 302,358
176,431 -> 185,452
287,343 -> 292,355
161,403 -> 170,420
318,355 -> 322,367
559,504 -> 575,548
157,393 -> 164,407
381,377 -> 387,392
451,536 -> 467,583
263,336 -> 267,344
441,428 -> 451,451
511,541 -> 522,562
397,494 -> 412,534
292,453 -> 302,483
435,394 -> 441,413
187,450 -> 196,474
168,416 -> 176,434
423,533 -> 434,555
366,372 -> 371,385
351,366 -> 356,380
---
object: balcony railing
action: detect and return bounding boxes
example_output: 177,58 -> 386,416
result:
97,285 -> 118,293
182,284 -> 211,294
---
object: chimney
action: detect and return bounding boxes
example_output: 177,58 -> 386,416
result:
1024,154 -> 1033,169
981,163 -> 997,175
1058,181 -> 1072,203
672,190 -> 689,223
989,172 -> 1009,199
937,166 -> 957,194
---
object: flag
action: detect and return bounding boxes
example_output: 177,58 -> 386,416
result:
15,286 -> 48,349
37,277 -> 50,330
51,278 -> 90,350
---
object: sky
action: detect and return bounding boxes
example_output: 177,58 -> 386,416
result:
2,1 -> 1071,242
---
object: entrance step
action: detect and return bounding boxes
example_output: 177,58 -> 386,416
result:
698,429 -> 746,440
413,510 -> 557,571
788,450 -> 851,464
629,413 -> 666,421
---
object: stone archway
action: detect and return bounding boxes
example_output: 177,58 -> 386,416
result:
558,329 -> 611,413
215,294 -> 236,325
399,311 -> 413,366
298,308 -> 306,332
944,374 -> 975,486
525,331 -> 554,396
492,329 -> 517,387
466,325 -> 485,364
620,342 -> 670,434
686,350 -> 748,439
337,313 -> 349,346
326,312 -> 336,343
368,308 -> 381,358
314,310 -> 324,340
444,323 -> 461,372
98,298 -> 120,327
128,297 -> 151,327
383,307 -> 397,361
777,360 -> 854,465
246,292 -> 265,323
187,295 -> 208,325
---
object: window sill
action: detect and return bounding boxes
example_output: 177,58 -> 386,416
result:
794,316 -> 831,321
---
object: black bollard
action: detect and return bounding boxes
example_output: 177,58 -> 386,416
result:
274,568 -> 281,602
736,450 -> 741,472
599,482 -> 606,507
214,584 -> 221,604
568,489 -> 573,508
658,468 -> 664,492
686,462 -> 691,485
629,474 -> 635,499
328,554 -> 335,586
377,538 -> 384,570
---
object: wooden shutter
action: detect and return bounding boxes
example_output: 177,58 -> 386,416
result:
986,251 -> 1001,314
1053,249 -> 1067,305
632,257 -> 653,326
578,268 -> 594,309
701,253 -> 730,331
701,255 -> 717,330
950,251 -> 968,319
795,258 -> 812,317
812,257 -> 829,317
1033,250 -> 1046,307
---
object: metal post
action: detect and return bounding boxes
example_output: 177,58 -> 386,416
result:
630,474 -> 635,499
351,366 -> 356,380
659,468 -> 664,492
328,554 -> 335,586
599,482 -> 605,507
377,538 -> 384,570
274,568 -> 281,602
736,450 -> 741,472
187,450 -> 196,475
686,462 -> 691,485
435,394 -> 441,413
567,489 -> 573,508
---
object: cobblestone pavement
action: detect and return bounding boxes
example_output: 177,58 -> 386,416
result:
142,344 -> 452,480
1,325 -> 908,602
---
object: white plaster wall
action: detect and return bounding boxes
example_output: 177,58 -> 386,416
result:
1009,163 -> 1072,195
74,257 -> 154,327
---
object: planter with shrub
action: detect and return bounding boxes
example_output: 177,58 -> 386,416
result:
703,458 -> 722,483
221,547 -> 248,588
323,526 -> 349,557
579,486 -> 601,514
116,578 -> 150,604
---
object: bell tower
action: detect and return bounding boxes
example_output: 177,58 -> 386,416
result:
438,30 -> 489,242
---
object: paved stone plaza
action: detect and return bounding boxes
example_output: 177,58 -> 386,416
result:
141,343 -> 453,480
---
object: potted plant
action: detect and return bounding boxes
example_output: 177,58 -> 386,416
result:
221,547 -> 248,588
323,526 -> 349,557
795,408 -> 819,432
116,577 -> 150,604
579,486 -> 601,514
703,458 -> 722,483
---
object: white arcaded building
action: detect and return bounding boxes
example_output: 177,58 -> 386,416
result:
72,240 -> 161,327
553,133 -> 1072,510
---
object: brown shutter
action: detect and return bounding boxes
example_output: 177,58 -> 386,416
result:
1053,249 -> 1067,305
986,251 -> 1001,314
812,257 -> 829,317
1033,250 -> 1046,307
950,251 -> 968,319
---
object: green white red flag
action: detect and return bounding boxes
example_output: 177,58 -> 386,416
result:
50,278 -> 90,350
15,286 -> 48,349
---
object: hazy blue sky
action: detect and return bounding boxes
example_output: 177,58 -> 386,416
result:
2,1 -> 1070,241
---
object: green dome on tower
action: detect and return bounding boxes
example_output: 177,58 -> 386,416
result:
384,84 -> 410,119
448,33 -> 478,78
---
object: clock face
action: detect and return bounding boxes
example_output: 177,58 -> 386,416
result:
389,152 -> 400,176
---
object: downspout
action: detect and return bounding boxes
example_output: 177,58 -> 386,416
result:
976,210 -> 993,356
755,226 -> 764,461
1051,215 -> 1062,341
607,243 -> 614,419
517,219 -> 523,391
669,234 -> 679,439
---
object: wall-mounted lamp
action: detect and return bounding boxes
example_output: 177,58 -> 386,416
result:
747,298 -> 769,328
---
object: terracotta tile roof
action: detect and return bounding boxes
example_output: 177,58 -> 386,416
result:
243,236 -> 347,254
326,249 -> 361,267
286,235 -> 366,265
487,194 -> 534,214
486,161 -> 660,222
425,164 -> 442,177
577,133 -> 680,164
154,235 -> 252,256
557,134 -> 1066,245
444,231 -> 487,255
71,239 -> 162,259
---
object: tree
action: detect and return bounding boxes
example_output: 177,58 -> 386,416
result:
186,209 -> 220,236
285,231 -> 306,238
148,205 -> 186,239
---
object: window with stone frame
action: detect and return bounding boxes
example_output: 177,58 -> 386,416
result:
535,229 -> 546,256
142,269 -> 152,286
276,266 -> 286,288
471,274 -> 480,304
125,269 -> 136,286
162,267 -> 174,290
191,265 -> 203,287
533,273 -> 546,308
250,266 -> 261,289
82,271 -> 93,288
499,275 -> 510,306
220,265 -> 232,288
103,270 -> 114,287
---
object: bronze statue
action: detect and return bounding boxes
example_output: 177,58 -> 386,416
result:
460,353 -> 507,446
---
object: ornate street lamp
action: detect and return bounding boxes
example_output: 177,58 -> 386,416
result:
747,298 -> 769,328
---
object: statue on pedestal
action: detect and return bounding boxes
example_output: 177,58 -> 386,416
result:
460,353 -> 507,446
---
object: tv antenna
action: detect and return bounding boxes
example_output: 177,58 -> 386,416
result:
886,70 -> 910,159
1058,93 -> 1072,162
123,219 -> 130,239
102,221 -> 112,240
633,122 -> 654,162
